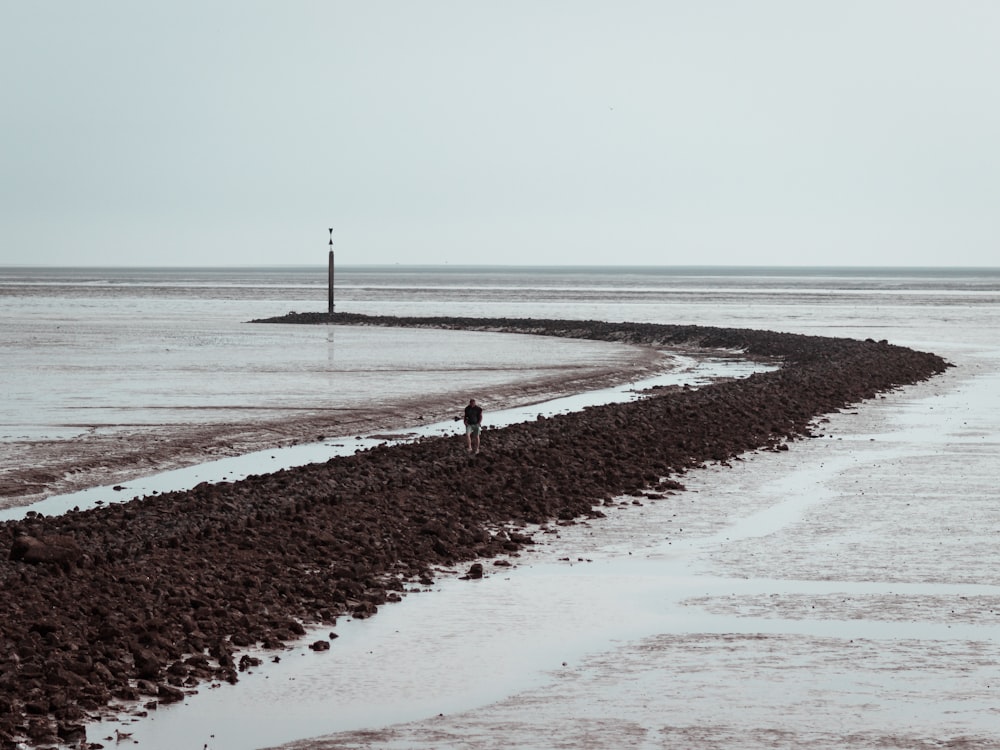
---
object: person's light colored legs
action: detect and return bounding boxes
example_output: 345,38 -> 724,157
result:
465,426 -> 481,453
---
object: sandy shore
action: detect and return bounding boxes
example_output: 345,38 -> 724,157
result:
0,316 -> 949,749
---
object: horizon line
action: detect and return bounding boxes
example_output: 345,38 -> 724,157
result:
4,263 -> 1000,271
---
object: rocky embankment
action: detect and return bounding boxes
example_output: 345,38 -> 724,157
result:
0,316 -> 950,749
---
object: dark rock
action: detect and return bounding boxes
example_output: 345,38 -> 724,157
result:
26,717 -> 56,742
132,649 -> 162,680
9,533 -> 82,568
24,700 -> 49,716
136,680 -> 159,697
56,720 -> 86,743
113,686 -> 140,701
157,684 -> 185,703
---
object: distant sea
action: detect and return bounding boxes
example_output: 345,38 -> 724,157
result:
4,264 -> 999,336
4,263 -> 999,319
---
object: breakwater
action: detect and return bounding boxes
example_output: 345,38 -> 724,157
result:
0,315 -> 950,748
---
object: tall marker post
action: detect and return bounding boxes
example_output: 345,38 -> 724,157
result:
327,228 -> 334,315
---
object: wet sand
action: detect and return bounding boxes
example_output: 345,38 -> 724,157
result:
0,317 -> 949,748
0,327 -> 665,510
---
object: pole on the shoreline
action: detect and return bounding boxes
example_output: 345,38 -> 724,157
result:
327,228 -> 334,316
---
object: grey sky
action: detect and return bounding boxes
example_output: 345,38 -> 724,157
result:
2,1 -> 998,267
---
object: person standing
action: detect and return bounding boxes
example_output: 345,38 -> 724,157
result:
463,398 -> 483,454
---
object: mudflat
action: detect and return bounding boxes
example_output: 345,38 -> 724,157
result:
0,324 -> 665,511
0,316 -> 949,749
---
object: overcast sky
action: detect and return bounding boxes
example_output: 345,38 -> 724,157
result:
2,2 -> 998,267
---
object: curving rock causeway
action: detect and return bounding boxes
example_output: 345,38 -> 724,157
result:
0,316 -> 950,748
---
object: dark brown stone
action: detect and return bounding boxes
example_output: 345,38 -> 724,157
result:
9,533 -> 82,569
132,649 -> 162,680
157,684 -> 185,703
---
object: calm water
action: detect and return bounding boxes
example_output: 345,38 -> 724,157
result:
5,263 -> 1000,332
